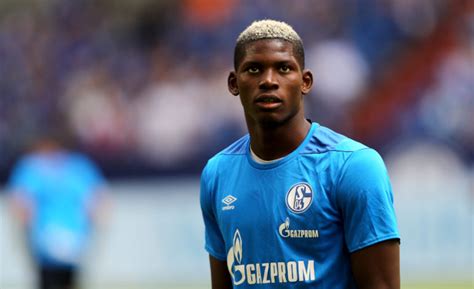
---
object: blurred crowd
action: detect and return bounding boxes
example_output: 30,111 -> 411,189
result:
0,0 -> 472,181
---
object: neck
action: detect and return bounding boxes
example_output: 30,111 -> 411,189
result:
247,116 -> 311,161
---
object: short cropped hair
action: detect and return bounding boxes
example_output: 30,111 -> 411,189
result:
234,19 -> 305,70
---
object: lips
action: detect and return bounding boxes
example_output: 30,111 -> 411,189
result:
255,94 -> 282,110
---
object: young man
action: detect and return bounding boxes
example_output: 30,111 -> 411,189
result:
200,20 -> 400,289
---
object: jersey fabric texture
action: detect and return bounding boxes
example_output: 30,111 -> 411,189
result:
8,150 -> 105,267
200,122 -> 400,288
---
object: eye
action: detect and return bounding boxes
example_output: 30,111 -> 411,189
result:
247,66 -> 259,74
280,65 -> 291,73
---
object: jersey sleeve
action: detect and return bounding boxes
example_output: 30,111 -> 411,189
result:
200,163 -> 227,260
8,158 -> 37,200
76,155 -> 107,189
335,148 -> 400,252
75,154 -> 108,212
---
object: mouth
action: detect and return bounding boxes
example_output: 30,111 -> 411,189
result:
255,94 -> 282,110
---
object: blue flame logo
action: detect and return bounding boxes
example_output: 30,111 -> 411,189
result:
227,229 -> 245,285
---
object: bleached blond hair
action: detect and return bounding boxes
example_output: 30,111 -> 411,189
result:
234,19 -> 305,69
237,19 -> 302,45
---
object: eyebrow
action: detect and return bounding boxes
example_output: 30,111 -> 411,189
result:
240,61 -> 261,66
239,59 -> 298,71
275,60 -> 296,66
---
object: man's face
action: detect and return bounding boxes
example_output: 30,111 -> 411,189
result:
228,39 -> 312,127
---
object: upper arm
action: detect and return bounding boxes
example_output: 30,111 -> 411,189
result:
209,255 -> 232,289
335,149 -> 400,287
336,148 -> 400,252
350,239 -> 400,289
200,164 -> 227,259
7,160 -> 36,225
201,164 -> 232,287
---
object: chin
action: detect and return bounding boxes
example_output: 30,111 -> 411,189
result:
246,109 -> 299,128
256,114 -> 288,128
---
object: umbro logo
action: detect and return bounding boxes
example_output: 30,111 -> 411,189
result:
222,195 -> 237,211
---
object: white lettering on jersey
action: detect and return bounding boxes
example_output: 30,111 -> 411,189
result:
227,229 -> 316,286
279,217 -> 319,238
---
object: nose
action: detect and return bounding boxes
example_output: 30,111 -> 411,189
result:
259,68 -> 279,90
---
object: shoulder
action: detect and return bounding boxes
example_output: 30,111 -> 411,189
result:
218,134 -> 249,156
201,134 -> 249,190
69,151 -> 93,162
301,124 -> 387,181
301,124 -> 368,155
338,148 -> 388,185
66,152 -> 105,184
10,153 -> 41,174
7,153 -> 43,191
203,134 -> 249,173
68,152 -> 99,168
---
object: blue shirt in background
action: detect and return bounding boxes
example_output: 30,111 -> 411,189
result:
8,150 -> 105,267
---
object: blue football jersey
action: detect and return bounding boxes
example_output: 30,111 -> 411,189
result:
8,150 -> 105,266
200,122 -> 400,288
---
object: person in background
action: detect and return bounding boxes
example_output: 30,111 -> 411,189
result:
200,19 -> 400,289
7,128 -> 107,289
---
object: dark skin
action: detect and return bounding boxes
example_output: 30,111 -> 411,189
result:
228,39 -> 312,160
210,39 -> 400,289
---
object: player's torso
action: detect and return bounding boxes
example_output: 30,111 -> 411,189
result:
28,156 -> 95,264
213,153 -> 356,288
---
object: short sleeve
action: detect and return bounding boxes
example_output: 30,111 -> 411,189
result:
7,158 -> 37,200
77,155 -> 106,190
200,163 -> 226,260
335,148 -> 400,252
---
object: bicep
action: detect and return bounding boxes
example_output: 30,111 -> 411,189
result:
350,239 -> 400,289
336,149 -> 400,252
209,255 -> 232,289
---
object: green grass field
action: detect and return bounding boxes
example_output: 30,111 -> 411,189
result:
157,284 -> 473,289
3,281 -> 473,289
401,284 -> 473,289
83,282 -> 473,289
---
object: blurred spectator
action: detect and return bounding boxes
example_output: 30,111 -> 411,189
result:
306,39 -> 369,126
7,128 -> 108,289
0,0 -> 471,181
418,40 -> 474,158
61,66 -> 132,155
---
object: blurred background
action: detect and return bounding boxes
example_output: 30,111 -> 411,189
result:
0,0 -> 472,288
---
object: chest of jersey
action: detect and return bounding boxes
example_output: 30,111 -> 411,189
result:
212,155 -> 350,287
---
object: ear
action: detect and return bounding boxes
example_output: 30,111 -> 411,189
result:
301,69 -> 313,95
228,71 -> 239,96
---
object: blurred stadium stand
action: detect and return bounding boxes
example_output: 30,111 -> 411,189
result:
0,0 -> 472,288
0,0 -> 472,181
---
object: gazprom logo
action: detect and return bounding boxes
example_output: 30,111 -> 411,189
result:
226,229 -> 316,286
279,217 -> 319,239
286,183 -> 313,213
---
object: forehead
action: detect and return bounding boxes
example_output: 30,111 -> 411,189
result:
241,39 -> 297,64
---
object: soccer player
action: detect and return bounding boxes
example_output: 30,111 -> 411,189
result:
200,20 -> 400,289
7,130 -> 107,289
